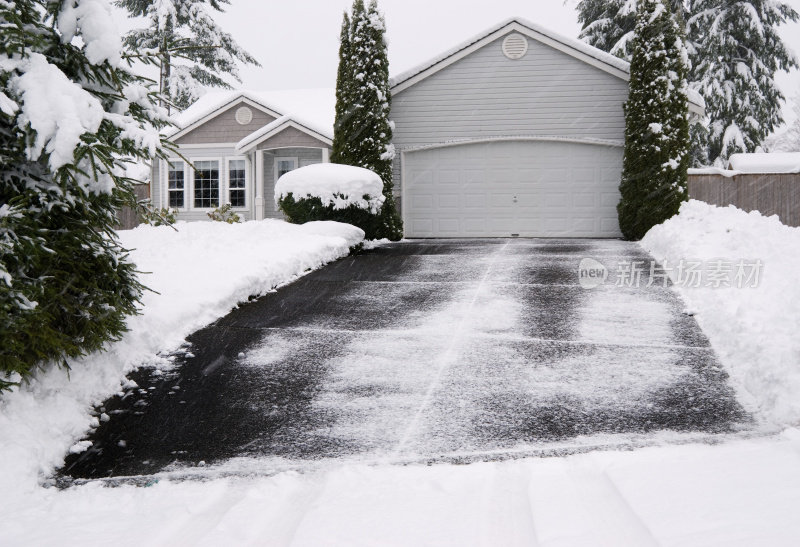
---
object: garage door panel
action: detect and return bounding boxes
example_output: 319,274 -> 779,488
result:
404,141 -> 622,238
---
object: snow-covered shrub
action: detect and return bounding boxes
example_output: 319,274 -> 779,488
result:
207,204 -> 241,224
276,164 -> 385,239
0,0 -> 172,392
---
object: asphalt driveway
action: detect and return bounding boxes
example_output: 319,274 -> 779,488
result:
63,239 -> 747,480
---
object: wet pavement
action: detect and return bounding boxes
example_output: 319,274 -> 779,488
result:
62,239 -> 748,480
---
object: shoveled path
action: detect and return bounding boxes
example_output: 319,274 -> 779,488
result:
63,239 -> 747,480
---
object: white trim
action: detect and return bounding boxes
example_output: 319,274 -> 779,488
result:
400,150 -> 408,237
236,119 -> 333,153
401,136 -> 625,154
255,151 -> 264,220
391,20 -> 630,96
176,143 -> 241,150
224,156 -> 249,210
273,156 -> 299,184
321,147 -> 330,163
159,159 -> 167,209
169,96 -> 282,141
165,158 -> 188,210
188,157 -> 223,211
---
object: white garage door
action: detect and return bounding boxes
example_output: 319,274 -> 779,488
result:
403,140 -> 623,238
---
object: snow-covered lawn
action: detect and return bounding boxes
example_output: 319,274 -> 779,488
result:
642,200 -> 800,425
3,202 -> 800,546
0,220 -> 363,495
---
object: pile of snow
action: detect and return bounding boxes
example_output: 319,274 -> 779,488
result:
728,152 -> 800,173
0,220 -> 363,493
275,163 -> 385,213
642,200 -> 800,425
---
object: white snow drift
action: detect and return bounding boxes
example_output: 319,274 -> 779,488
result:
0,220 -> 364,494
642,200 -> 800,425
275,163 -> 385,213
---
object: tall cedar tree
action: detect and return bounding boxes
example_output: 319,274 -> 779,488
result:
687,0 -> 798,165
116,0 -> 260,113
0,0 -> 173,391
331,12 -> 353,164
618,0 -> 691,240
578,0 -> 686,58
332,0 -> 402,240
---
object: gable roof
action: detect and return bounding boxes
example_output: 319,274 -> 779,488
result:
390,17 -> 705,115
166,88 -> 335,142
235,115 -> 333,153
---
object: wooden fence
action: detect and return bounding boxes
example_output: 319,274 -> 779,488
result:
688,173 -> 800,227
117,184 -> 150,231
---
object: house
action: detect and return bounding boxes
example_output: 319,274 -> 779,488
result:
390,17 -> 704,238
151,89 -> 334,222
153,17 -> 704,237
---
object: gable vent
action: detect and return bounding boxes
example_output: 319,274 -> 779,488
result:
235,106 -> 253,125
502,33 -> 528,60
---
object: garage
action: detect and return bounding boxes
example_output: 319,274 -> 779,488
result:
403,140 -> 623,238
389,18 -> 704,239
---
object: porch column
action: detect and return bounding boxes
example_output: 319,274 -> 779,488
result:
255,150 -> 265,220
321,147 -> 330,163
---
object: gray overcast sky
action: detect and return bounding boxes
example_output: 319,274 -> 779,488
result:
123,0 -> 800,126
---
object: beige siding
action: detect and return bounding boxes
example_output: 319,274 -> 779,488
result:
256,126 -> 330,150
175,102 -> 277,145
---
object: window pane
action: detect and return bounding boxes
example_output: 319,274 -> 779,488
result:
277,159 -> 296,179
168,162 -> 184,190
193,161 -> 219,208
230,189 -> 246,207
228,159 -> 246,208
168,190 -> 184,208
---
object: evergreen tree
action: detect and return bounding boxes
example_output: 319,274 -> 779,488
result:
0,0 -> 173,391
618,0 -> 691,240
116,0 -> 260,113
332,0 -> 402,240
578,0 -> 686,58
687,0 -> 798,165
331,12 -> 353,165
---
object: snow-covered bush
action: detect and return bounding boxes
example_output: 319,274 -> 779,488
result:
0,0 -> 172,391
276,164 -> 385,239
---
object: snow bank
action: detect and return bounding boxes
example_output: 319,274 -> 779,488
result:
0,220 -> 363,493
728,152 -> 800,173
642,200 -> 800,425
275,163 -> 385,213
4,430 -> 800,546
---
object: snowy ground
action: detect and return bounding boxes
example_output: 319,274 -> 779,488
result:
0,220 -> 364,495
2,204 -> 800,546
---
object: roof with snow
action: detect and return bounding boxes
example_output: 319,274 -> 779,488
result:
166,88 -> 335,141
235,115 -> 333,153
389,17 -> 705,113
728,153 -> 800,174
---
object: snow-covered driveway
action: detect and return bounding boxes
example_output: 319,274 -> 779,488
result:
63,239 -> 747,480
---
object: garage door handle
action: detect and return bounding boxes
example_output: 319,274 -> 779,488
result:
512,195 -> 518,203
